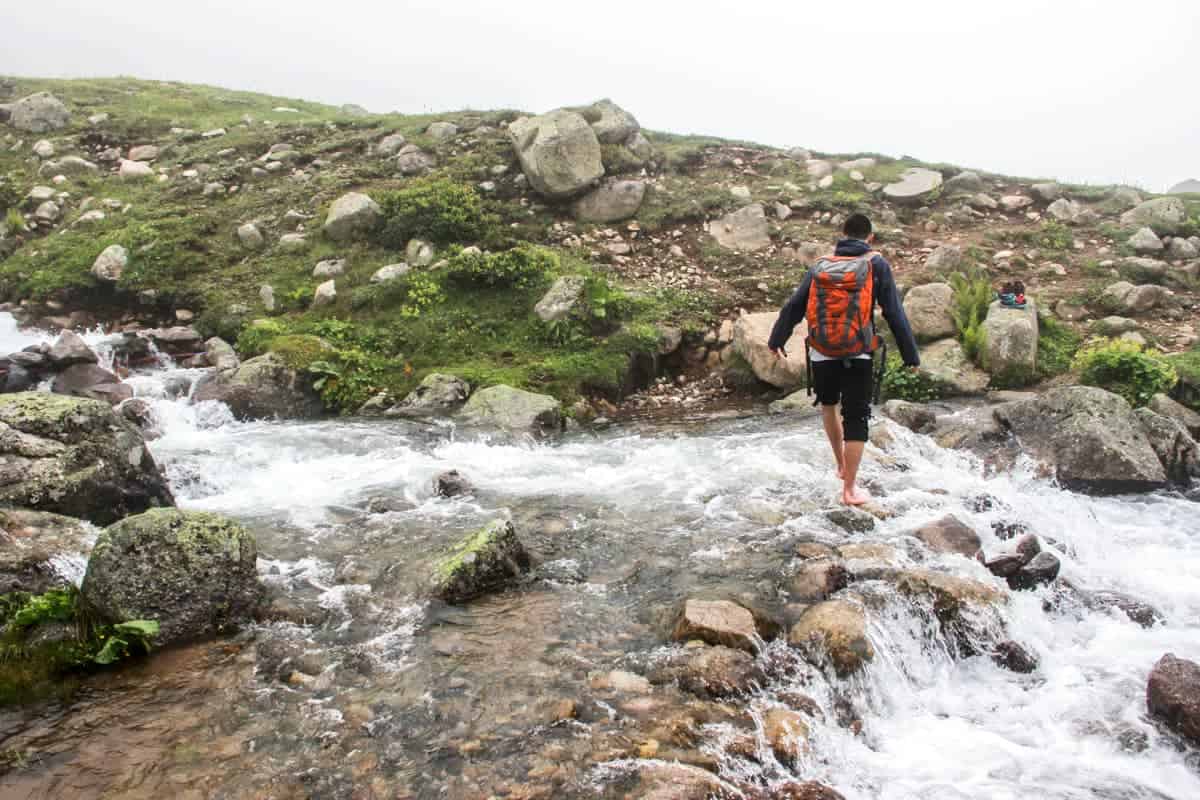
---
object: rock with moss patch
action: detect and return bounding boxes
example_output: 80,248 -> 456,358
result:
534,274 -> 587,322
0,508 -> 96,594
507,109 -> 604,199
429,519 -> 531,604
193,351 -> 325,420
82,509 -> 261,645
387,373 -> 470,418
91,244 -> 128,283
0,392 -> 174,524
457,384 -> 562,435
6,92 -> 70,133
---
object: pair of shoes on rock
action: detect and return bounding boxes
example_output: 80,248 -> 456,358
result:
999,281 -> 1027,309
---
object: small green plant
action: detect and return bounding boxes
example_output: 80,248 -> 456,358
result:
3,208 -> 25,235
235,319 -> 288,357
285,285 -> 315,311
880,354 -> 942,402
1073,339 -> 1177,407
948,267 -> 992,363
93,620 -> 160,665
1036,315 -> 1081,379
374,178 -> 490,248
445,244 -> 557,289
399,272 -> 445,318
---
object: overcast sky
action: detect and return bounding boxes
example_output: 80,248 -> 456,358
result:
3,0 -> 1197,191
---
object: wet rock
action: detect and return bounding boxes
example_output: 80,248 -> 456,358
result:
711,203 -> 771,251
1087,590 -> 1163,628
912,514 -> 981,558
764,782 -> 847,800
323,192 -> 381,242
429,519 -> 531,604
193,352 -> 325,420
386,373 -> 470,418
533,274 -> 587,322
825,506 -> 876,533
673,598 -> 762,653
433,469 -> 472,498
630,762 -> 729,800
1135,407 -> 1200,484
657,645 -> 764,699
763,707 -> 810,764
992,640 -> 1039,673
903,282 -> 956,342
83,508 -> 260,645
0,393 -> 174,524
507,109 -> 604,199
145,326 -> 204,356
0,508 -> 94,594
733,312 -> 805,389
983,553 -> 1025,578
117,398 -> 158,439
2,364 -> 36,394
889,569 -> 1004,623
457,384 -> 562,436
46,330 -> 98,368
786,558 -> 849,603
1147,653 -> 1200,746
881,399 -> 938,433
1007,551 -> 1061,590
993,386 -> 1168,494
788,599 -> 874,676
51,363 -> 132,406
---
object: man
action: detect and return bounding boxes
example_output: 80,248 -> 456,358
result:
768,213 -> 920,506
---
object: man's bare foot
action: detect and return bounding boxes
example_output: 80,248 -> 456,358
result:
841,486 -> 870,506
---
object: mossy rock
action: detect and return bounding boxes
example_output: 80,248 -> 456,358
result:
0,392 -> 174,524
192,351 -> 325,420
266,334 -> 334,371
82,508 -> 261,645
430,519 -> 531,604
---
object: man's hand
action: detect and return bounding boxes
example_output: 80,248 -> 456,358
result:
771,347 -> 787,359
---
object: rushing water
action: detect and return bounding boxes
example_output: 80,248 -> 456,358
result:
1,319 -> 1199,799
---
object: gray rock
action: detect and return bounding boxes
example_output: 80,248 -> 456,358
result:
33,201 -> 60,223
312,258 -> 345,278
118,159 -> 155,180
457,384 -> 562,435
51,364 -> 132,406
1102,281 -> 1169,314
672,598 -> 764,653
981,299 -> 1038,385
394,145 -> 435,175
1129,227 -> 1164,253
370,263 -> 410,283
655,644 -> 764,699
41,155 -> 97,176
943,171 -> 985,195
1135,407 -> 1200,483
323,192 -> 381,242
278,233 -> 308,251
204,337 -> 239,372
968,193 -> 999,210
1032,183 -> 1064,203
259,285 -> 276,311
1093,315 -> 1140,335
91,244 -> 128,282
433,469 -> 472,498
429,519 -> 531,604
881,399 -> 939,433
193,352 -> 325,420
882,168 -> 943,203
914,515 -> 982,558
7,92 -> 70,133
1121,197 -> 1187,234
571,179 -> 645,223
534,275 -> 587,322
507,110 -> 604,199
1148,394 -> 1200,439
1047,198 -> 1095,225
1147,653 -> 1200,746
236,222 -> 264,250
426,121 -> 459,141
711,203 -> 771,251
312,279 -> 336,307
919,338 -> 991,396
405,239 -> 434,267
993,386 -> 1168,494
903,282 -> 956,342
47,331 -> 98,368
1001,195 -> 1034,212
925,244 -> 965,272
1008,551 -> 1061,590
0,508 -> 95,595
1119,257 -> 1168,284
377,132 -> 407,156
0,392 -> 174,524
768,392 -> 822,417
31,139 -> 54,159
128,144 -> 159,162
1166,237 -> 1199,260
733,311 -> 804,388
625,130 -> 654,161
82,509 -> 260,645
581,99 -> 640,144
807,160 -> 833,179
789,599 -> 874,676
387,373 -> 470,418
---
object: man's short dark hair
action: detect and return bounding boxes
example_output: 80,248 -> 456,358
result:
843,213 -> 872,240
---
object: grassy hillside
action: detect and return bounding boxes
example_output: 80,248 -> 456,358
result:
1,76 -> 1198,412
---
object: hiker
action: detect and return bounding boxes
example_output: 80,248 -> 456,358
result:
768,213 -> 920,506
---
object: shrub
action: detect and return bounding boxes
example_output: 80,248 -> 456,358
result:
948,268 -> 992,363
1036,315 -> 1081,379
0,181 -> 20,216
3,208 -> 24,235
444,244 -> 557,289
235,319 -> 288,357
374,178 -> 488,248
1073,339 -> 1177,407
880,354 -> 941,403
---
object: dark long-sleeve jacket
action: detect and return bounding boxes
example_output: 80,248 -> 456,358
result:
767,238 -> 921,366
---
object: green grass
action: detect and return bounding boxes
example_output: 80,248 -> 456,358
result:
1036,315 -> 1081,379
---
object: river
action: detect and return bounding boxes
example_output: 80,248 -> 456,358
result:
0,317 -> 1198,799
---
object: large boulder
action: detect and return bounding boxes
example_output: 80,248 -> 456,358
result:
387,373 -> 470,418
533,274 -> 587,322
1148,393 -> 1200,439
981,299 -> 1038,385
457,384 -> 562,435
323,192 -> 381,242
882,167 -> 943,203
993,386 -> 1168,494
7,92 -> 70,133
1128,227 -> 1163,253
1147,654 -> 1200,746
47,331 -> 98,368
429,519 -> 531,604
1046,198 -> 1096,225
710,204 -> 771,251
943,171 -> 985,196
903,282 -> 957,342
733,312 -> 805,388
82,509 -> 260,645
570,179 -> 645,223
580,99 -> 639,144
788,599 -> 874,676
193,352 -> 325,420
91,244 -> 128,282
1102,281 -> 1169,314
1134,407 -> 1200,484
0,508 -> 95,594
0,393 -> 174,524
924,244 -> 965,272
51,363 -> 133,406
1121,197 -> 1187,235
919,338 -> 990,396
507,110 -> 604,199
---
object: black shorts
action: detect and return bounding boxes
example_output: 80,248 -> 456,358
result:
811,358 -> 873,442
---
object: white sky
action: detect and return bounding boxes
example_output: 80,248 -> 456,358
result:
3,0 -> 1198,191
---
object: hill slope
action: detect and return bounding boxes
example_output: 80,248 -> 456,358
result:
1,76 -> 1198,413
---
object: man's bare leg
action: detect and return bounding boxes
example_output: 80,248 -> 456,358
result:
841,440 -> 870,505
821,405 -> 845,479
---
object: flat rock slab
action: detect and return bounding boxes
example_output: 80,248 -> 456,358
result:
883,168 -> 943,202
710,203 -> 770,251
673,598 -> 760,652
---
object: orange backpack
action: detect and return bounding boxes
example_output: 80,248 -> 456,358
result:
805,252 -> 881,358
